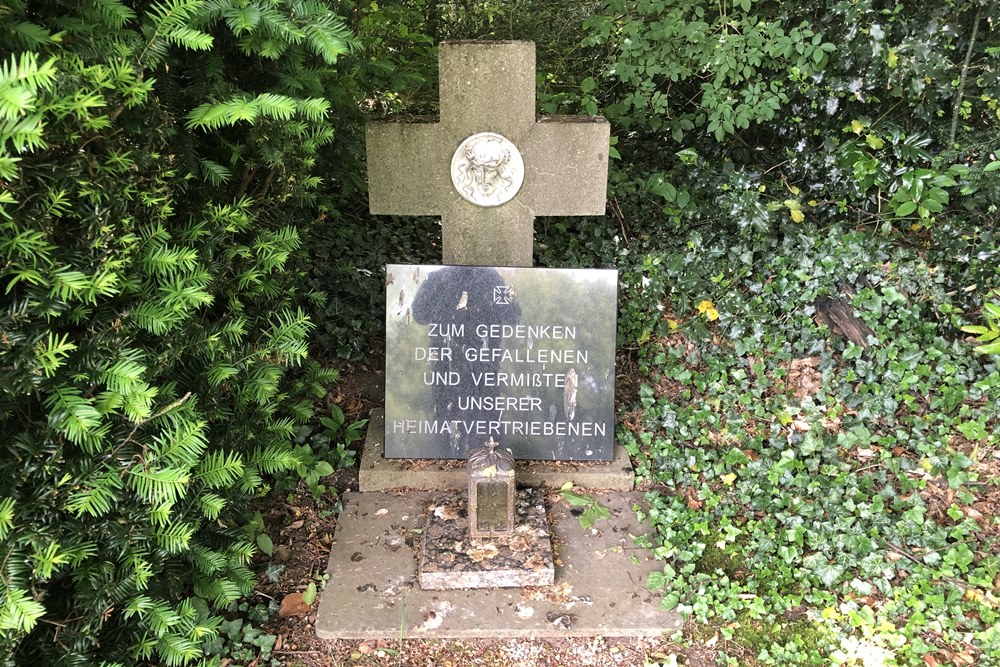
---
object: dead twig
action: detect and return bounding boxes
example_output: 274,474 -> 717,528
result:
610,195 -> 630,247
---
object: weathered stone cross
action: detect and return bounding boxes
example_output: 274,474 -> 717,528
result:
367,41 -> 610,267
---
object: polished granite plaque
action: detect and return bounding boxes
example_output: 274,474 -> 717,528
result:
385,265 -> 617,461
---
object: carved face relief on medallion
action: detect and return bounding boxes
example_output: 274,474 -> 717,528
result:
450,132 -> 525,208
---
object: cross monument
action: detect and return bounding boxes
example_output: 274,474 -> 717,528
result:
367,41 -> 610,267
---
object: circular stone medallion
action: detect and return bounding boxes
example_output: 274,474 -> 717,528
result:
450,132 -> 525,208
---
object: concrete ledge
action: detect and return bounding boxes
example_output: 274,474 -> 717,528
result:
316,491 -> 681,639
359,409 -> 634,492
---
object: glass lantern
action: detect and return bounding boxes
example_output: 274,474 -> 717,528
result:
467,437 -> 516,540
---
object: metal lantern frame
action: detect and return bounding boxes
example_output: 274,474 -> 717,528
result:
467,437 -> 516,540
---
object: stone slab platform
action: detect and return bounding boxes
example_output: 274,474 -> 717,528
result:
419,489 -> 554,590
359,409 -> 634,492
316,490 -> 681,639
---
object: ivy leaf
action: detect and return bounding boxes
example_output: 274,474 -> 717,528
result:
816,562 -> 845,587
302,582 -> 317,606
676,148 -> 699,164
847,606 -> 876,627
865,134 -> 884,150
724,448 -> 750,466
957,420 -> 987,441
648,570 -> 669,590
561,491 -> 592,507
256,533 -> 274,557
661,592 -> 681,610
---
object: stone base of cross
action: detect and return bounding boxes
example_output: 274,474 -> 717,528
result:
367,41 -> 610,267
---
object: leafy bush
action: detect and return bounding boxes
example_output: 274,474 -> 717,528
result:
281,403 -> 367,500
578,0 -> 998,249
0,1 -> 352,664
962,288 -> 1000,354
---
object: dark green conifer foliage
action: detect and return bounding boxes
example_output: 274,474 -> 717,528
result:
0,1 -> 353,663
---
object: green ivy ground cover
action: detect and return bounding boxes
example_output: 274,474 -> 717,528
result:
618,225 -> 999,666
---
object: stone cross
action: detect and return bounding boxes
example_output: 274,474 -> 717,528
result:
367,41 -> 610,267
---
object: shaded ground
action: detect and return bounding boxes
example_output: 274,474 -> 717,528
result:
269,636 -> 704,667
244,354 -> 711,667
244,342 -> 1000,666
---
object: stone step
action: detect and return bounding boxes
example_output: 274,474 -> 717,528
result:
359,409 -> 635,492
315,490 -> 681,640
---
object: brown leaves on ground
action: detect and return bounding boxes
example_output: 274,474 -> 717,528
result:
959,437 -> 1000,539
924,647 -> 978,667
652,375 -> 687,402
785,356 -> 822,399
620,409 -> 644,434
521,580 -> 576,605
920,447 -> 1000,539
315,636 -> 694,667
682,486 -> 702,510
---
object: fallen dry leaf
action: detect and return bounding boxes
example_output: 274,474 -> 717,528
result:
789,356 -> 820,370
683,486 -> 702,510
786,357 -> 823,398
278,592 -> 310,618
954,651 -> 976,666
282,519 -> 305,533
964,506 -> 984,521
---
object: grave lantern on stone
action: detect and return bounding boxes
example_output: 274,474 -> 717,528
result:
467,437 -> 516,540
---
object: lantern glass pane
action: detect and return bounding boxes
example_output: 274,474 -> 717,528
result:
476,481 -> 509,532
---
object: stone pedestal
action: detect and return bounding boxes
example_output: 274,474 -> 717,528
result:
419,488 -> 554,590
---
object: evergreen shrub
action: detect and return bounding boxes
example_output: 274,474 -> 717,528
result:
0,1 -> 352,664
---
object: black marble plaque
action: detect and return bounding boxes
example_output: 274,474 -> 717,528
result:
385,265 -> 618,460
